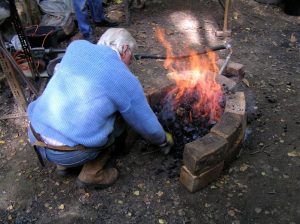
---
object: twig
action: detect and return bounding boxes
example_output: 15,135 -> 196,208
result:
249,145 -> 270,155
0,113 -> 27,120
141,149 -> 160,155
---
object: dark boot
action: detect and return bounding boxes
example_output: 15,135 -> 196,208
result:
56,165 -> 81,177
76,150 -> 119,189
94,18 -> 119,27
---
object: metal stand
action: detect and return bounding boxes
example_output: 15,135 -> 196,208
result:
9,0 -> 39,79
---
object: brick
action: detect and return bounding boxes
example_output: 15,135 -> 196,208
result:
224,127 -> 245,166
225,91 -> 247,129
216,74 -> 237,90
217,59 -> 245,79
183,133 -> 227,175
179,162 -> 224,193
225,92 -> 246,116
211,112 -> 243,149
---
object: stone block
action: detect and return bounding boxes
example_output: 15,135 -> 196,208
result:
224,127 -> 245,166
225,91 -> 247,128
216,74 -> 237,90
225,92 -> 246,116
179,161 -> 224,193
211,112 -> 243,149
217,59 -> 245,79
183,133 -> 227,175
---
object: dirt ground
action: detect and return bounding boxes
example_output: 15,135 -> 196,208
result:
0,0 -> 300,223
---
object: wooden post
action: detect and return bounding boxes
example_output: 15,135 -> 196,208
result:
216,0 -> 232,38
0,51 -> 28,112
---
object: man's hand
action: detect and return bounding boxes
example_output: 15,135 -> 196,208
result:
159,132 -> 174,155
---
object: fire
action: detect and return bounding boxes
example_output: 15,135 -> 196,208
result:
156,28 -> 223,122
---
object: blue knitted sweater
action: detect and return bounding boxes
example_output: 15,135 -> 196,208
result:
28,40 -> 165,147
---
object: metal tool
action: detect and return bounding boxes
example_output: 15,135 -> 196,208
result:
218,43 -> 233,76
32,43 -> 230,61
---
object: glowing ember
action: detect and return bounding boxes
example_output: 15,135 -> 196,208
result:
156,27 -> 223,122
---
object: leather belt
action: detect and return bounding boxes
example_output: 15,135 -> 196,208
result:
30,124 -> 114,152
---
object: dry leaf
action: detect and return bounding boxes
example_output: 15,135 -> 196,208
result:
242,78 -> 250,87
288,151 -> 300,157
239,163 -> 250,172
290,33 -> 297,43
58,204 -> 64,210
233,12 -> 239,20
255,207 -> 262,213
133,190 -> 140,196
205,203 -> 211,208
156,191 -> 164,197
228,209 -> 236,217
159,219 -> 167,224
0,140 -> 5,144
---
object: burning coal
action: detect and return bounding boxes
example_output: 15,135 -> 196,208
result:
155,28 -> 225,152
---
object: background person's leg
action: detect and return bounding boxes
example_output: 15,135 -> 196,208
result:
88,0 -> 119,27
88,0 -> 104,22
73,0 -> 92,37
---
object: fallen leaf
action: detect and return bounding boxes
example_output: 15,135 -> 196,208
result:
58,204 -> 64,210
290,33 -> 297,43
133,190 -> 140,196
239,163 -> 250,172
159,219 -> 167,224
242,78 -> 250,87
204,203 -> 211,208
261,172 -> 266,176
156,191 -> 164,197
0,140 -> 5,144
233,12 -> 239,20
228,209 -> 235,217
288,151 -> 300,157
255,207 -> 262,213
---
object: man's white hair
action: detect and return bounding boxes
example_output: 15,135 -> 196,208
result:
97,28 -> 137,53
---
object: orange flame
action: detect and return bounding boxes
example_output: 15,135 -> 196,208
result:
156,28 -> 223,121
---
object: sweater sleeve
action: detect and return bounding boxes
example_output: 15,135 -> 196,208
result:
111,77 -> 165,145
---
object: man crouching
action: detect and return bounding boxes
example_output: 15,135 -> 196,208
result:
27,28 -> 173,189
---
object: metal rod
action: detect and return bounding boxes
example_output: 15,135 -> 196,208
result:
134,44 -> 230,60
32,44 -> 231,62
218,43 -> 233,76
